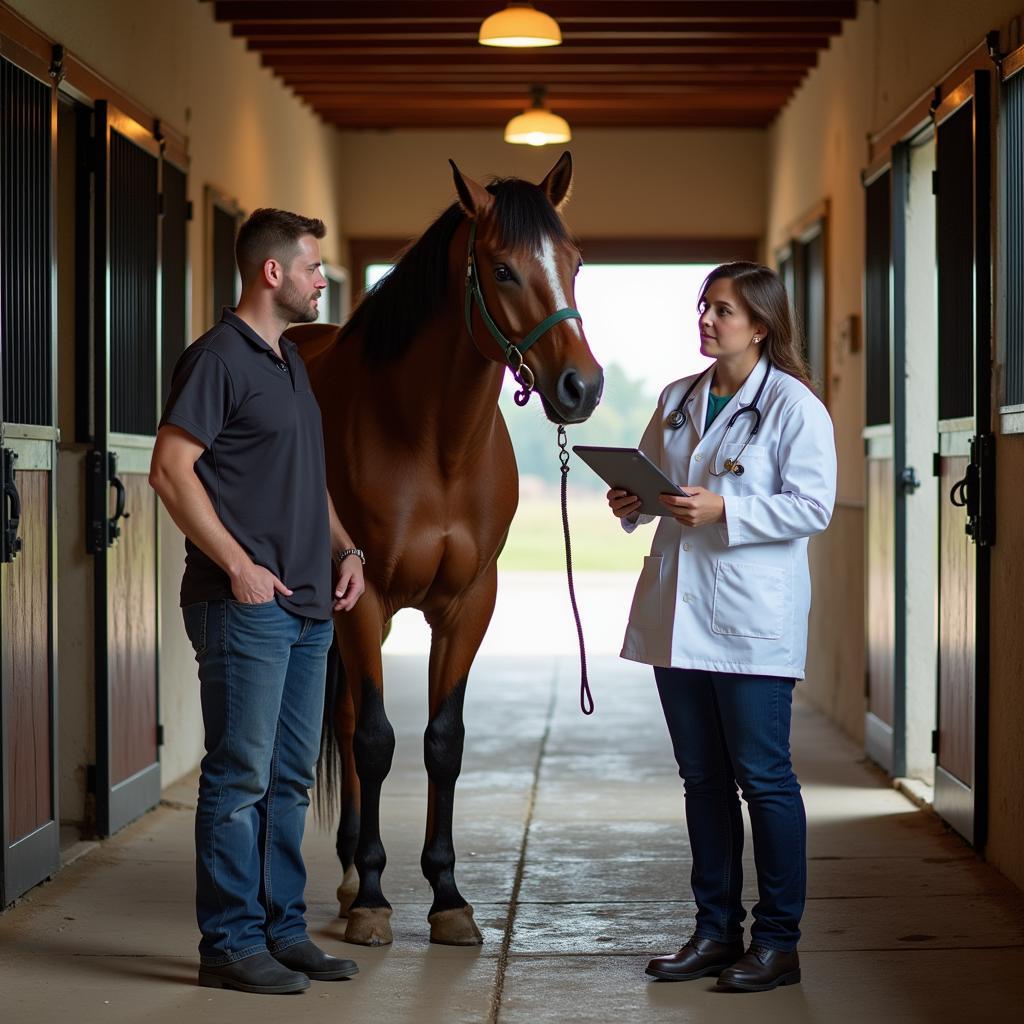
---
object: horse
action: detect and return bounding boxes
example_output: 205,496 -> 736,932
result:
287,152 -> 603,947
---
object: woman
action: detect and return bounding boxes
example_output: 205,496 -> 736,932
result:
607,262 -> 836,992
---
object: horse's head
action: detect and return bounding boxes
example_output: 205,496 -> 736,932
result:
451,153 -> 604,425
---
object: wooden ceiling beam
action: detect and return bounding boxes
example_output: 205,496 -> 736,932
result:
231,20 -> 844,39
276,68 -> 808,81
262,52 -> 819,68
251,38 -> 830,54
293,92 -> 793,110
212,2 -> 857,22
324,112 -> 777,128
287,82 -> 803,95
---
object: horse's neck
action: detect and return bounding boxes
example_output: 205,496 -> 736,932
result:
397,307 -> 506,457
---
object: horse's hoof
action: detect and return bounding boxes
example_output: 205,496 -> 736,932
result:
336,865 -> 360,918
344,906 -> 393,946
428,904 -> 484,946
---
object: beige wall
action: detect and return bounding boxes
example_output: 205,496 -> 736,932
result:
336,128 -> 765,242
766,0 -> 1024,891
8,0 -> 346,795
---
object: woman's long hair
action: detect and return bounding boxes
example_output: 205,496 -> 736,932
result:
698,262 -> 812,387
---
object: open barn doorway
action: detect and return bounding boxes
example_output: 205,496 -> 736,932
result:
368,258 -> 747,657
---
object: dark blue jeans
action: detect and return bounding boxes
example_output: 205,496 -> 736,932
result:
654,667 -> 806,952
182,598 -> 334,966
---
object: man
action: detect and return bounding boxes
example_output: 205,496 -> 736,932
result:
150,208 -> 364,995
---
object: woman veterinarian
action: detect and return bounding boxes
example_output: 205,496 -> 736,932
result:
607,262 -> 836,992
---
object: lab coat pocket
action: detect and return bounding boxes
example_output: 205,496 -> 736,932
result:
711,560 -> 786,640
629,555 -> 663,629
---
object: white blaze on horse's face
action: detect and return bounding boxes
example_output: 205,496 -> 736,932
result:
537,234 -> 581,338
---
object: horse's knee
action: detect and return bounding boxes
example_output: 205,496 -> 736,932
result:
352,678 -> 395,783
424,681 -> 467,788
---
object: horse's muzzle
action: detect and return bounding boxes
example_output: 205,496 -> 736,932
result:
546,367 -> 604,424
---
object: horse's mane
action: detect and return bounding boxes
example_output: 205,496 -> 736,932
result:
343,177 -> 572,364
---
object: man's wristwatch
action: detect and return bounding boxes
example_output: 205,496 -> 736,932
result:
335,547 -> 366,566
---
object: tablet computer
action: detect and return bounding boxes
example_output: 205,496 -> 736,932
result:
572,445 -> 693,516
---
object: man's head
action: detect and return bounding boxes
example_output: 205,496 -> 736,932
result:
235,208 -> 327,324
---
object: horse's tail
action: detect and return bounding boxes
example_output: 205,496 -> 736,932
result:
314,640 -> 343,825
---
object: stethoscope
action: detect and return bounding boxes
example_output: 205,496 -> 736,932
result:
665,360 -> 773,477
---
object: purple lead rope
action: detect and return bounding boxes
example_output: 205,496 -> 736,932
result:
557,425 -> 594,715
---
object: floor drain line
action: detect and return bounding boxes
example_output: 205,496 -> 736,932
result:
487,675 -> 558,1024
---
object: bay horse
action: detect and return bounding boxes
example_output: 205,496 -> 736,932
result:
288,152 -> 603,947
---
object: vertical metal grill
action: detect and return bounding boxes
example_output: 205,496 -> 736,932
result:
1006,71 -> 1024,407
1,57 -> 52,427
109,130 -> 158,435
161,162 -> 188,406
936,102 -> 975,421
865,170 -> 892,426
212,204 -> 238,319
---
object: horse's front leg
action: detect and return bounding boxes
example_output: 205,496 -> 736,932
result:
337,600 -> 397,946
421,569 -> 497,945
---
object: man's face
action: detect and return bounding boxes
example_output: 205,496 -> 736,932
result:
275,234 -> 328,324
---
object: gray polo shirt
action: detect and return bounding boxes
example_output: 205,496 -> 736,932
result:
160,309 -> 332,620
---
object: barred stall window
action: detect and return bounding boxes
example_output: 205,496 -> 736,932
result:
1005,68 -> 1024,408
1,57 -> 53,427
864,170 -> 892,426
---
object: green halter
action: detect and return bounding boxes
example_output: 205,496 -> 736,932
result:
463,220 -> 583,406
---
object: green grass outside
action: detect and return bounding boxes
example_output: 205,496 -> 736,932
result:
498,487 -> 654,572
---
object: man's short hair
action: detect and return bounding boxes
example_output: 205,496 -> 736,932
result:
235,208 -> 326,285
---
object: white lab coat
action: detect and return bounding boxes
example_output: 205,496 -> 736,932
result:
620,354 -> 836,679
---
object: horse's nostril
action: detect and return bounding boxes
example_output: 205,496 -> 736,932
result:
558,369 -> 585,408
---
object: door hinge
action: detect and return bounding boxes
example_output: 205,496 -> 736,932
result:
931,729 -> 939,755
156,724 -> 165,747
86,763 -> 96,793
933,452 -> 942,477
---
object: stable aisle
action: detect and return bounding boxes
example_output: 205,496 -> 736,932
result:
0,654 -> 1021,1023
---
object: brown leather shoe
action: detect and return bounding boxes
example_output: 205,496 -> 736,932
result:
645,936 -> 745,981
715,943 -> 801,991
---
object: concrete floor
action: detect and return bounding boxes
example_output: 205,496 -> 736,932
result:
2,652 -> 1023,1024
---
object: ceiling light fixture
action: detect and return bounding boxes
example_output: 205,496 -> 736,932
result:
479,2 -> 562,48
504,86 -> 571,147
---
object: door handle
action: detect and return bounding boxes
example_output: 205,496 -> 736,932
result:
2,448 -> 23,563
87,449 -> 131,552
950,435 -> 996,546
108,463 -> 130,543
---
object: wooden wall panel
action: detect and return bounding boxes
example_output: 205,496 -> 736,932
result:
1,470 -> 52,841
107,473 -> 157,785
866,457 -> 894,726
938,456 -> 974,785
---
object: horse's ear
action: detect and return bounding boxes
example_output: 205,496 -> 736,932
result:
538,150 -> 573,210
449,159 -> 491,217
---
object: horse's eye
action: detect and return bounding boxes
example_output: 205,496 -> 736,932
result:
493,265 -> 512,283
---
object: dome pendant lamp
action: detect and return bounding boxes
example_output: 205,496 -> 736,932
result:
479,2 -> 562,48
504,86 -> 572,147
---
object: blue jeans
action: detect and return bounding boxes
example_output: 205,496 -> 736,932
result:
182,599 -> 334,965
654,667 -> 806,952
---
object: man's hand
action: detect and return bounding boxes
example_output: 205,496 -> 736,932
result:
333,555 -> 365,612
658,486 -> 725,528
231,562 -> 293,604
607,488 -> 642,520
